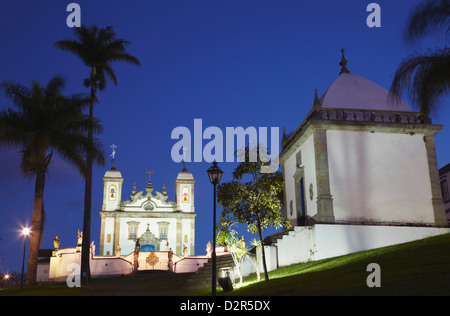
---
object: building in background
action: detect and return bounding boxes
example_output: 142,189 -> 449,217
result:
99,164 -> 196,257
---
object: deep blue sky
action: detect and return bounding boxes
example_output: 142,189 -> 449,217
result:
0,0 -> 449,275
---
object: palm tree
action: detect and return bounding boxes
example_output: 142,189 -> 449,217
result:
0,76 -> 105,286
55,25 -> 140,283
390,0 -> 450,117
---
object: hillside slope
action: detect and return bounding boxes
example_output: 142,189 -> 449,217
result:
224,233 -> 450,296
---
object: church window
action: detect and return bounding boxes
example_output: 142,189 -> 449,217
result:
182,187 -> 189,202
158,222 -> 169,240
185,235 -> 188,243
109,185 -> 117,200
127,222 -> 139,240
107,234 -> 111,243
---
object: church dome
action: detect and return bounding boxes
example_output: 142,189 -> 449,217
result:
319,73 -> 412,112
317,49 -> 412,113
104,167 -> 122,179
177,165 -> 194,181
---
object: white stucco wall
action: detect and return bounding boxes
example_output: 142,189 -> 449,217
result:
313,224 -> 449,260
47,249 -> 134,282
284,133 -> 317,224
269,224 -> 449,269
327,130 -> 434,224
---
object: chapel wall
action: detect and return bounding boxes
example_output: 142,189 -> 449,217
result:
283,133 -> 318,226
326,130 -> 435,224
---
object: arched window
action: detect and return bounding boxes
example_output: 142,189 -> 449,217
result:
109,185 -> 117,200
182,187 -> 189,202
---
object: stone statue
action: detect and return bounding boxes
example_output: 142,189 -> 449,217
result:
183,244 -> 188,257
116,244 -> 121,257
240,236 -> 245,249
77,230 -> 83,246
168,248 -> 174,272
165,240 -> 169,251
206,240 -> 212,257
90,241 -> 95,255
53,236 -> 60,250
133,239 -> 140,272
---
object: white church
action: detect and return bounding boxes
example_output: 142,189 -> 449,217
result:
40,164 -> 213,282
99,163 -> 196,257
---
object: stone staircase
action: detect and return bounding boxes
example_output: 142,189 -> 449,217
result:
262,228 -> 294,245
183,254 -> 235,290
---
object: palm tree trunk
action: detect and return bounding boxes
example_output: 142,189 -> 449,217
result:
80,70 -> 96,285
26,171 -> 46,286
256,215 -> 269,281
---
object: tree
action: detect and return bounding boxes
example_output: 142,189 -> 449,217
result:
390,0 -> 450,117
217,146 -> 291,281
55,25 -> 141,283
0,76 -> 105,286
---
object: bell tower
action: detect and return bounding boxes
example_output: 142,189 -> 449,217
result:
102,165 -> 123,211
102,145 -> 123,212
175,165 -> 195,213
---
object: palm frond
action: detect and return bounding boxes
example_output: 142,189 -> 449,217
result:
404,0 -> 450,43
390,47 -> 450,115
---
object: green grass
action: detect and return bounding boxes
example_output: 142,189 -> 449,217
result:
2,233 -> 450,296
220,233 -> 450,296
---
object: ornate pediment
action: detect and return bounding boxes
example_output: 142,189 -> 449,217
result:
139,224 -> 160,251
144,202 -> 154,211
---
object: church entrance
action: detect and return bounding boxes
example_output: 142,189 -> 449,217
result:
296,177 -> 306,226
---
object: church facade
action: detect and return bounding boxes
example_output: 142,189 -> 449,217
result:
99,165 -> 196,257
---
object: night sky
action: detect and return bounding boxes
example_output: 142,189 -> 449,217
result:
0,0 -> 449,275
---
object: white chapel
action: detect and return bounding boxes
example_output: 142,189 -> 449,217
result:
99,163 -> 196,257
267,50 -> 449,269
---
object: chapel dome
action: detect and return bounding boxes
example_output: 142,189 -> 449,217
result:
177,165 -> 194,181
318,49 -> 412,112
319,73 -> 412,112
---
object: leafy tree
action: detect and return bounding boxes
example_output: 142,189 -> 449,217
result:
390,0 -> 450,117
55,25 -> 140,283
0,76 -> 105,286
217,146 -> 290,281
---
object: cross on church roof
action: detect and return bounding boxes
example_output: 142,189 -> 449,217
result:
110,144 -> 117,168
146,169 -> 155,183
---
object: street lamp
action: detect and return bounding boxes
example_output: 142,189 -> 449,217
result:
20,227 -> 30,289
206,162 -> 223,296
3,273 -> 10,286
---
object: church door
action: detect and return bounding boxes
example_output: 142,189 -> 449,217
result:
296,177 -> 306,226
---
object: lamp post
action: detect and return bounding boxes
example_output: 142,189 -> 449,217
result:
20,227 -> 30,289
3,273 -> 11,287
207,162 -> 223,296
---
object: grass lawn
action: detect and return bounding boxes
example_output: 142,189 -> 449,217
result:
219,233 -> 450,296
2,233 -> 450,296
